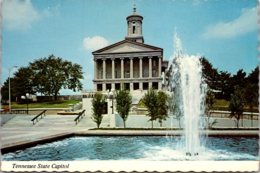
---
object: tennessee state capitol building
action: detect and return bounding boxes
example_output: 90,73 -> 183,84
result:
92,6 -> 168,92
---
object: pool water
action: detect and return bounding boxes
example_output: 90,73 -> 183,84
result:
2,136 -> 259,161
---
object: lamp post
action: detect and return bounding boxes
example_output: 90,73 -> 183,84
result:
21,93 -> 30,114
8,66 -> 17,113
108,90 -> 114,114
26,93 -> 30,114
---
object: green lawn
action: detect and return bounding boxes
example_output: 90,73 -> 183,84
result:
212,99 -> 258,112
212,99 -> 230,111
10,100 -> 81,109
138,98 -> 258,112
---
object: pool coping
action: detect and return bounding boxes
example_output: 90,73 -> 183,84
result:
1,130 -> 259,154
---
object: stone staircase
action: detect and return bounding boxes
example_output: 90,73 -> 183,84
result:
34,115 -> 76,128
131,90 -> 146,105
74,114 -> 110,128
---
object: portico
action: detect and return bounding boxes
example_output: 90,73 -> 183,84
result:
92,6 -> 168,92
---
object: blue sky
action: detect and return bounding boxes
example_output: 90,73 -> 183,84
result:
2,0 -> 258,94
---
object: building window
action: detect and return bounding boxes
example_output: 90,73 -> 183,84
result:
143,82 -> 149,90
115,83 -> 121,90
97,84 -> 102,91
133,26 -> 136,34
134,83 -> 139,90
152,82 -> 158,90
106,84 -> 111,91
124,83 -> 130,90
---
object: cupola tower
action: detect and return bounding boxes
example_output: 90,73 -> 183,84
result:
125,4 -> 144,43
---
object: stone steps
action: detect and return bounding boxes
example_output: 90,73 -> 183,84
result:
74,115 -> 110,128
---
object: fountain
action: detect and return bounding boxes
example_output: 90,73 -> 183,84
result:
167,32 -> 206,156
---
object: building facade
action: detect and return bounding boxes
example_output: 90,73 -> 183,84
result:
93,7 -> 168,92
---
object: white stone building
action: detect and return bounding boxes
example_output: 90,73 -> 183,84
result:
92,7 -> 168,92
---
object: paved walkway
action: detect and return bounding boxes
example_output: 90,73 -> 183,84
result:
1,114 -> 259,154
1,114 -> 110,152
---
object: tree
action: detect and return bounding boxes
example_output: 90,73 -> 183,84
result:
157,91 -> 168,127
91,93 -> 106,128
244,67 -> 258,126
115,90 -> 132,128
232,69 -> 247,89
200,57 -> 219,91
247,66 -> 258,84
142,88 -> 158,128
30,55 -> 83,100
216,71 -> 232,100
229,86 -> 245,128
1,79 -> 11,102
205,89 -> 217,129
244,83 -> 258,126
0,67 -> 36,103
1,55 -> 84,101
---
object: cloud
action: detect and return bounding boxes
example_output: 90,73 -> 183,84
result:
3,0 -> 58,31
202,7 -> 257,39
83,36 -> 109,51
3,0 -> 40,30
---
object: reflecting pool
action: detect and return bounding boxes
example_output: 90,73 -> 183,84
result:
2,136 -> 258,161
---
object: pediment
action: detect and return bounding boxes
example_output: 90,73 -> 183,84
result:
93,40 -> 162,54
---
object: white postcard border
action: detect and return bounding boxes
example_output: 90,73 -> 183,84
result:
1,161 -> 259,172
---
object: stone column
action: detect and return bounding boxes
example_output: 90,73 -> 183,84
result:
102,83 -> 106,92
139,82 -> 143,90
111,58 -> 115,79
121,58 -> 124,79
121,83 -> 124,90
130,57 -> 133,78
139,57 -> 143,78
102,58 -> 106,79
158,82 -> 162,90
149,56 -> 152,78
149,82 -> 152,89
94,59 -> 97,79
158,56 -> 162,77
112,83 -> 115,91
130,83 -> 133,91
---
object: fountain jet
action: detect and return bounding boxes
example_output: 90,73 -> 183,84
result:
168,32 -> 206,157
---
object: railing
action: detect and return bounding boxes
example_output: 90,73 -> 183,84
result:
209,110 -> 259,120
74,110 -> 86,125
31,110 -> 47,125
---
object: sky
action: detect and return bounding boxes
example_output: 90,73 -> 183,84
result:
2,0 -> 258,94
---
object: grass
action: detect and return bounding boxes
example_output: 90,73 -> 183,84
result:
138,98 -> 258,112
212,99 -> 258,112
212,99 -> 230,111
6,100 -> 81,109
